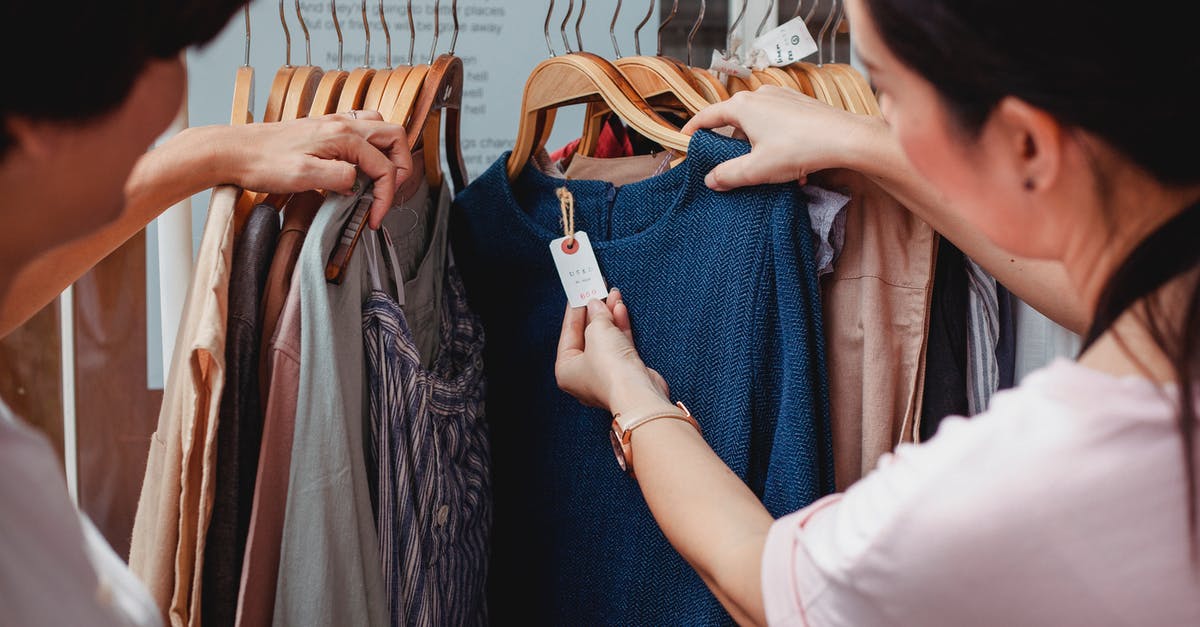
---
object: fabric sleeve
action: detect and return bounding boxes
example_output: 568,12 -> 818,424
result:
759,413 -> 1006,627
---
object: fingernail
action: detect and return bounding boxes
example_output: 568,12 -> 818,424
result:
587,300 -> 604,314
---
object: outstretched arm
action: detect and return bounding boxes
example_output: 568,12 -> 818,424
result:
683,88 -> 1088,334
1,112 -> 411,336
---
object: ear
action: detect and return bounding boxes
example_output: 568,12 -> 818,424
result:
4,116 -> 60,162
983,97 -> 1065,194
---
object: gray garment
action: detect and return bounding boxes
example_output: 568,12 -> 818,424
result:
1014,299 -> 1081,383
365,182 -> 446,369
965,258 -> 1000,415
800,185 -> 851,278
273,177 -> 438,627
0,400 -> 161,627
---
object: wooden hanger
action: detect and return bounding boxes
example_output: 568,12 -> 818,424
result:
309,0 -> 350,117
507,52 -> 691,181
280,0 -> 323,120
264,0 -> 298,123
691,68 -> 730,102
231,7 -> 255,124
325,2 -> 469,285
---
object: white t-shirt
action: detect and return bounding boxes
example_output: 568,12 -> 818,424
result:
762,359 -> 1200,626
0,400 -> 161,627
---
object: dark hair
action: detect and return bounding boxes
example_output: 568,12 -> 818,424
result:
0,0 -> 248,156
862,0 -> 1199,547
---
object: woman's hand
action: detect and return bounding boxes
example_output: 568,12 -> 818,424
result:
203,111 -> 413,229
681,85 -> 887,192
555,289 -> 675,417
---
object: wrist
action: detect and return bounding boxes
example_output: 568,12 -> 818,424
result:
181,124 -> 252,190
837,114 -> 891,175
608,377 -> 673,420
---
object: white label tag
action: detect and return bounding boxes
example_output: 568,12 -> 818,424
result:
549,232 -> 609,308
710,50 -> 753,79
750,17 -> 819,68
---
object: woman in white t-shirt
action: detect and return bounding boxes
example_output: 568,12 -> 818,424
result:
0,2 -> 413,624
555,0 -> 1200,625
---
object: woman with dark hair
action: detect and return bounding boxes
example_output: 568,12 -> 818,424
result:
556,0 -> 1200,624
0,2 -> 412,625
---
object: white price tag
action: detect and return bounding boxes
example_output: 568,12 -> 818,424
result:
549,231 -> 609,308
710,50 -> 753,79
750,17 -> 819,67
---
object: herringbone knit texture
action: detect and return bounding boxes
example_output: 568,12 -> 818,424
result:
452,130 -> 835,625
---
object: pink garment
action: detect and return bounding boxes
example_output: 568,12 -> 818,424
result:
235,278 -> 301,627
761,359 -> 1200,626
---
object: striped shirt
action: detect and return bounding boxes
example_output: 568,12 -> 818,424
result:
363,267 -> 490,627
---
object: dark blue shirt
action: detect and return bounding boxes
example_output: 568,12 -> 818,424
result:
451,130 -> 835,625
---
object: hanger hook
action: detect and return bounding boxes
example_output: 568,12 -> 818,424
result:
575,0 -> 586,53
816,0 -> 838,65
360,0 -> 371,67
609,0 -> 622,58
833,0 -> 847,63
728,0 -> 748,53
428,0 -> 441,62
278,0 -> 292,66
545,0 -> 557,57
407,0 -> 416,64
450,0 -> 459,55
379,0 -> 392,69
243,5 -> 251,67
657,0 -> 678,56
633,0 -> 653,56
560,0 -> 575,54
792,0 -> 804,18
295,0 -> 311,66
756,0 -> 776,38
687,0 -> 706,66
331,1 -> 344,70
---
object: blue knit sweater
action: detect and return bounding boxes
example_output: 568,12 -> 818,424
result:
451,130 -> 835,625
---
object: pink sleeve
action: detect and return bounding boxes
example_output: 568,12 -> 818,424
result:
761,495 -> 844,626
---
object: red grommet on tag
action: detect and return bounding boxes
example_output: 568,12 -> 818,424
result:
561,238 -> 579,255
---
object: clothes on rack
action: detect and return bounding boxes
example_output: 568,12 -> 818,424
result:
452,130 -> 836,625
130,185 -> 240,627
257,193 -> 322,404
270,179 -> 391,627
364,268 -> 490,627
235,277 -> 301,627
813,169 -> 937,490
920,239 -> 970,442
203,203 -> 280,627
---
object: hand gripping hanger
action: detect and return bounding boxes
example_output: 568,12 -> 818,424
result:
326,0 -> 467,284
281,0 -> 325,120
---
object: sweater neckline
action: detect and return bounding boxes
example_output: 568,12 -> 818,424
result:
485,131 -> 727,251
